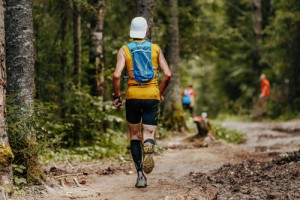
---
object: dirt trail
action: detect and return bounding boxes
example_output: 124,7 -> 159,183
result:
13,120 -> 300,200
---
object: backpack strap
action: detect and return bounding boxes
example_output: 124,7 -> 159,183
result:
141,40 -> 151,47
127,40 -> 152,50
127,42 -> 136,50
184,89 -> 190,96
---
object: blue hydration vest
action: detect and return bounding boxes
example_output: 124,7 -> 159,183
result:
126,41 -> 155,83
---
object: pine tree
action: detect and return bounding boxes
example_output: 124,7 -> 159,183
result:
0,0 -> 14,197
137,0 -> 154,40
90,0 -> 105,97
163,0 -> 186,131
5,0 -> 45,184
73,0 -> 82,89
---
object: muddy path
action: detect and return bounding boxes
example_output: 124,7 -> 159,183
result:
14,120 -> 300,200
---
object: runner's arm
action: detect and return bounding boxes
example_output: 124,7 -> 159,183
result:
190,96 -> 195,107
190,90 -> 195,107
158,49 -> 172,97
112,48 -> 126,108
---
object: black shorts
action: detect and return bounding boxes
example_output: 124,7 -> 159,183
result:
126,99 -> 159,125
182,104 -> 194,114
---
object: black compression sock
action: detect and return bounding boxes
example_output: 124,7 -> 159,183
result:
130,140 -> 142,172
144,138 -> 155,145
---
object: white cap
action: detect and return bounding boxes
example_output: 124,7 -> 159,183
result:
260,74 -> 266,80
130,17 -> 148,39
201,112 -> 208,118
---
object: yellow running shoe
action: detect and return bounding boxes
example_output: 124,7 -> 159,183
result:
143,142 -> 155,174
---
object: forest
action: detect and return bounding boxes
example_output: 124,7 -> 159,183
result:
0,0 -> 300,199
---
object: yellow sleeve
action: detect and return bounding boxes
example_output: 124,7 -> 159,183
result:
122,46 -> 133,68
151,44 -> 160,67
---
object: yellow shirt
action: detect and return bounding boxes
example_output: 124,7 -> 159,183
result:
123,40 -> 160,100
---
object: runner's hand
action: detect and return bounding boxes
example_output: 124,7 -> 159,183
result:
160,95 -> 164,102
113,98 -> 123,109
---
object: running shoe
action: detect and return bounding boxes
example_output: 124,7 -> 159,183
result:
143,142 -> 155,174
135,172 -> 147,188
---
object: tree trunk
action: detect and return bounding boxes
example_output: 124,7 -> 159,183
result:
73,0 -> 81,89
59,0 -> 69,119
71,0 -> 82,144
164,0 -> 185,131
251,0 -> 262,77
0,0 -> 14,197
137,0 -> 154,41
90,0 -> 105,98
89,0 -> 107,131
5,0 -> 44,184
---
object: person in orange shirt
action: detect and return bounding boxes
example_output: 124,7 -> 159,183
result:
258,74 -> 271,116
260,74 -> 270,98
182,84 -> 195,117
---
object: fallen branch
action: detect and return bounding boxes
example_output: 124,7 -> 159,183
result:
66,159 -> 74,169
53,173 -> 80,179
59,179 -> 65,187
73,178 -> 82,187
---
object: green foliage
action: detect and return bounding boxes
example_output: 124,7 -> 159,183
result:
176,0 -> 300,119
7,100 -> 64,160
156,123 -> 171,139
13,164 -> 26,174
261,0 -> 300,114
216,113 -> 251,122
13,177 -> 27,185
266,96 -> 300,121
211,123 -> 246,144
60,85 -> 125,147
177,0 -> 257,118
29,0 -> 300,165
162,103 -> 187,131
41,129 -> 128,162
7,100 -> 61,183
12,165 -> 27,185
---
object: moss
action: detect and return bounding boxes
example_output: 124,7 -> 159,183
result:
164,103 -> 187,131
25,139 -> 46,184
210,123 -> 246,144
9,138 -> 45,185
0,145 -> 14,196
0,145 -> 14,169
26,158 -> 46,184
172,104 -> 188,131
